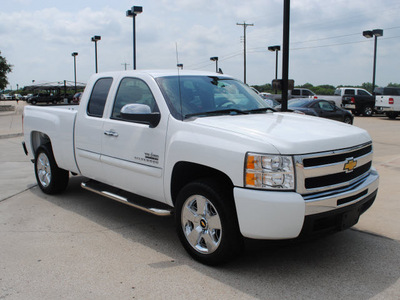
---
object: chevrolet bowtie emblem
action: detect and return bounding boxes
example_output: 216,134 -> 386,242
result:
344,158 -> 357,173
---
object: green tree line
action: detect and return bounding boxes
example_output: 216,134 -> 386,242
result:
252,82 -> 400,95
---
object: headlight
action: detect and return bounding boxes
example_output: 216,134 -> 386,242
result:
245,153 -> 295,190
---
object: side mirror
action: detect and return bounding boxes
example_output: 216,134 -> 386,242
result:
120,104 -> 161,128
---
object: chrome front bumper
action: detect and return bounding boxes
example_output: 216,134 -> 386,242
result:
304,168 -> 379,215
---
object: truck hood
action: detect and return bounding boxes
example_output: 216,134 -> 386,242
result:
190,112 -> 371,154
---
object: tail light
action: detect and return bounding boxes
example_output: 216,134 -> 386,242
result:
389,98 -> 394,105
351,97 -> 355,104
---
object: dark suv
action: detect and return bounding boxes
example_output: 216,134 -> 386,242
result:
27,93 -> 62,105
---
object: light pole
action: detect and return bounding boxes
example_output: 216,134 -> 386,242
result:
210,57 -> 218,73
363,29 -> 383,95
71,52 -> 78,94
91,35 -> 101,73
268,45 -> 281,94
126,6 -> 143,70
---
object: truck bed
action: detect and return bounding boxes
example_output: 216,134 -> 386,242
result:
23,105 -> 80,173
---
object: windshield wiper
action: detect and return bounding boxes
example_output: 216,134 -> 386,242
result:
185,109 -> 248,119
244,107 -> 276,114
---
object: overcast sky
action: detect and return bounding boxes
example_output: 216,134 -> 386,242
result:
1,0 -> 400,90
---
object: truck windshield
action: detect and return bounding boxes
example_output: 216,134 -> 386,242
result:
155,76 -> 270,119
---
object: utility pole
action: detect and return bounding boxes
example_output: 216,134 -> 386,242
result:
236,22 -> 254,84
121,63 -> 130,70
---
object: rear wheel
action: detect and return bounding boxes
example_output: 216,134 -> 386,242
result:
386,112 -> 399,120
35,144 -> 69,194
175,179 -> 243,265
363,106 -> 373,116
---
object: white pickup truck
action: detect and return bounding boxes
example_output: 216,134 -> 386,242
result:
375,87 -> 400,119
22,70 -> 379,265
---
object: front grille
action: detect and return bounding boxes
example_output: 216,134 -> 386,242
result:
295,142 -> 373,195
305,161 -> 372,189
303,145 -> 372,167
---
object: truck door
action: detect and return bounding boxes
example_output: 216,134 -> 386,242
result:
101,77 -> 167,203
75,77 -> 113,180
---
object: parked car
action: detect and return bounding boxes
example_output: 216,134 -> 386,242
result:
1,94 -> 13,100
23,94 -> 33,100
27,93 -> 62,105
280,98 -> 354,124
263,98 -> 280,108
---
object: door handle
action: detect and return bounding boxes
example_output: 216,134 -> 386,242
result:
104,130 -> 119,137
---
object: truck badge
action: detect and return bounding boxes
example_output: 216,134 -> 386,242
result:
344,158 -> 357,173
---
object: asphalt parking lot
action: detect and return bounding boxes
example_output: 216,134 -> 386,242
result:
0,102 -> 399,299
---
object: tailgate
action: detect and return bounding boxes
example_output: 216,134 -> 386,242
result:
376,96 -> 392,108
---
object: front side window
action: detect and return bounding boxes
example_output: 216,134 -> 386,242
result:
358,90 -> 370,96
87,78 -> 113,117
112,77 -> 158,119
318,101 -> 335,111
156,76 -> 269,119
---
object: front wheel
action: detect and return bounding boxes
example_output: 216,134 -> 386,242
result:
35,144 -> 69,194
175,179 -> 243,265
344,116 -> 353,124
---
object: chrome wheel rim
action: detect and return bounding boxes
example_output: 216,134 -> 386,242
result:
37,152 -> 51,187
181,195 -> 222,254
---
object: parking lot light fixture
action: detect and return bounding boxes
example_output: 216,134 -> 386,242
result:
210,57 -> 219,73
268,45 -> 281,94
126,6 -> 143,70
71,52 -> 78,93
363,29 -> 383,95
91,35 -> 101,73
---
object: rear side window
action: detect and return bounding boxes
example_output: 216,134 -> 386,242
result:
87,78 -> 113,117
344,89 -> 355,95
292,89 -> 300,95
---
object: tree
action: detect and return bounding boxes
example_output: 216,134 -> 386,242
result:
0,51 -> 13,91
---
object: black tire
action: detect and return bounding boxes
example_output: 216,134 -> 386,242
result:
34,144 -> 69,194
32,100 -> 37,105
52,100 -> 57,105
363,106 -> 373,116
344,116 -> 353,124
175,179 -> 243,265
386,112 -> 398,120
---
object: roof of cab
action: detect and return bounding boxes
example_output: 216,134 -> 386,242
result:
90,69 -> 232,79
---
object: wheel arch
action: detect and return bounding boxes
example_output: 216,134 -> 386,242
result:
170,161 -> 234,206
30,131 -> 52,160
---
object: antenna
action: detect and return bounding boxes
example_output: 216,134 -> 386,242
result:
175,42 -> 183,120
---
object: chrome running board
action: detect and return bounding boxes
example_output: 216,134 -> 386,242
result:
81,180 -> 173,216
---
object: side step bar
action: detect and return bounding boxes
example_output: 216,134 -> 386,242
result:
81,180 -> 173,216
